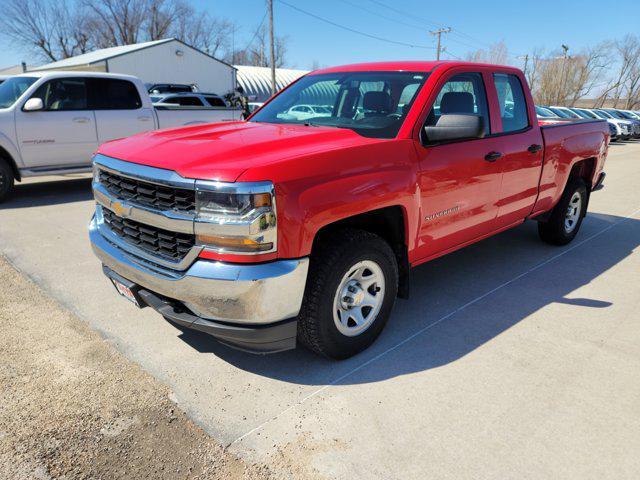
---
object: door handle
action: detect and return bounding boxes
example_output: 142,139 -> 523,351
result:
528,144 -> 543,153
137,116 -> 151,122
73,117 -> 90,123
484,151 -> 502,162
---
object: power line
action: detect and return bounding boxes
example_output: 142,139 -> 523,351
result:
277,0 -> 435,50
366,0 -> 528,59
430,27 -> 451,60
367,0 -> 442,28
337,0 -> 426,32
242,11 -> 267,53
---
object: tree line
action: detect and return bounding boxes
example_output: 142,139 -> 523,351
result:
467,37 -> 640,109
0,0 -> 288,68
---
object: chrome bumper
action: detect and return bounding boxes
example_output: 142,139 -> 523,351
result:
89,214 -> 309,325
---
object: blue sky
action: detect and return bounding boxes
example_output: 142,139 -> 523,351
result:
1,0 -> 637,70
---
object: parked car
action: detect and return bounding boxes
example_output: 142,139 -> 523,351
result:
89,61 -> 608,359
605,108 -> 640,138
0,71 -> 242,201
569,108 -> 620,141
591,109 -> 634,140
280,104 -> 333,121
146,83 -> 197,94
150,92 -> 228,108
247,102 -> 264,115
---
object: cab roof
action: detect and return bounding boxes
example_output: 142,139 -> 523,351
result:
311,60 -> 520,75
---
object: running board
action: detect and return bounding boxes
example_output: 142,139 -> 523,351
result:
20,165 -> 93,178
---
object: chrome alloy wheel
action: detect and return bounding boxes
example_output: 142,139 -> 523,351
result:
564,191 -> 582,233
332,260 -> 385,337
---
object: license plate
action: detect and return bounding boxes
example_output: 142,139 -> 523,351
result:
112,279 -> 141,308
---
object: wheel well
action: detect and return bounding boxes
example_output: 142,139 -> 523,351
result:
313,206 -> 411,299
569,158 -> 596,190
0,146 -> 20,181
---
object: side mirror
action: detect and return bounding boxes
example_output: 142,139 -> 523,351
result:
23,98 -> 44,112
423,114 -> 485,144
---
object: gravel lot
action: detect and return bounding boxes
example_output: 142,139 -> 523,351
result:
0,255 -> 311,479
0,141 -> 639,479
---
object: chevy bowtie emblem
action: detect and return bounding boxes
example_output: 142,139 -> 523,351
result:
110,201 -> 131,217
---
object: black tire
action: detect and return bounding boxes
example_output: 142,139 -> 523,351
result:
0,158 -> 14,203
297,229 -> 399,359
538,178 -> 588,245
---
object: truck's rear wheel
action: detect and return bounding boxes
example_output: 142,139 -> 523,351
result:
0,159 -> 14,203
538,178 -> 587,245
297,229 -> 398,359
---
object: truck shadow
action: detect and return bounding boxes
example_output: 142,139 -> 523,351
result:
174,211 -> 639,385
0,176 -> 93,209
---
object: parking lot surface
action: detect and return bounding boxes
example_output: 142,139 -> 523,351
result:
1,142 -> 639,479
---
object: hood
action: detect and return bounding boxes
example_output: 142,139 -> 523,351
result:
97,121 -> 380,182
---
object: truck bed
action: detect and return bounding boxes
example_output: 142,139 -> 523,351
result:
533,119 -> 609,216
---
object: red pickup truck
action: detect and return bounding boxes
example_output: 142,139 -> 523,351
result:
89,61 -> 608,359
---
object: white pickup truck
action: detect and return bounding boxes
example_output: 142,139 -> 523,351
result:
0,71 -> 242,201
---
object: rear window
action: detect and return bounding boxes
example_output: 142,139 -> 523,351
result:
204,96 -> 226,107
494,74 -> 529,132
165,96 -> 204,106
89,79 -> 142,110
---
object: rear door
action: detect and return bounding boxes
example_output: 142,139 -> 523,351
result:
413,70 -> 506,260
490,72 -> 544,227
15,77 -> 98,168
91,78 -> 154,143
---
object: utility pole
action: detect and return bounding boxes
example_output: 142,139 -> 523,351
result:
268,0 -> 276,95
430,27 -> 451,61
559,44 -> 569,104
518,54 -> 529,78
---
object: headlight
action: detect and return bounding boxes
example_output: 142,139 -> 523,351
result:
194,181 -> 277,254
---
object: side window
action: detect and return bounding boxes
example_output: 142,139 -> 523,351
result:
493,74 -> 529,132
87,78 -> 141,109
30,78 -> 88,111
425,73 -> 489,134
164,97 -> 181,105
204,96 -> 226,107
178,96 -> 204,106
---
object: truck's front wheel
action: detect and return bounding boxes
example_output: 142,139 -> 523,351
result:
298,229 -> 398,359
538,178 -> 588,245
0,159 -> 14,203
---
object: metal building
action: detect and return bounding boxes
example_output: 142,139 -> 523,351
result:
30,38 -> 237,95
235,65 -> 308,102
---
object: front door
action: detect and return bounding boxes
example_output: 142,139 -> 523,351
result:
15,77 -> 97,169
414,71 -> 505,261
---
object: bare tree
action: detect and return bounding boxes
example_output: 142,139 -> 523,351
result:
229,24 -> 288,67
81,0 -> 147,47
465,41 -> 510,65
0,0 -> 90,61
172,12 -> 235,58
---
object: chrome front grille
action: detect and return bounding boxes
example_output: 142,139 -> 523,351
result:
102,207 -> 195,262
99,169 -> 196,213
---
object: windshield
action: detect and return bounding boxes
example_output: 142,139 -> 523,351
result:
535,106 -> 555,117
570,108 -> 591,119
0,76 -> 37,108
577,109 -> 597,119
597,110 -> 614,119
547,107 -> 571,118
249,71 -> 428,138
605,109 -> 624,119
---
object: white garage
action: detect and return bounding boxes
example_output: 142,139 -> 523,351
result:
30,38 -> 237,96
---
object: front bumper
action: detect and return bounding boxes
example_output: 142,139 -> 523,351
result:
90,214 -> 309,353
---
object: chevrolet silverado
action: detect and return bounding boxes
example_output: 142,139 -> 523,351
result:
88,61 -> 609,359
